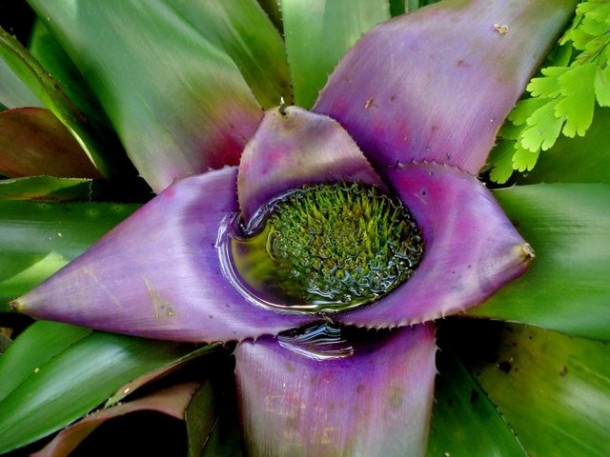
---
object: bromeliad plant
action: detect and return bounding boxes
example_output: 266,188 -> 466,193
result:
1,0 -> 609,456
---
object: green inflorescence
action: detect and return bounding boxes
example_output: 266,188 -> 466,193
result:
235,182 -> 424,313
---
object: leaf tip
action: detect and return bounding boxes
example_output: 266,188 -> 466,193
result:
8,298 -> 24,313
516,242 -> 536,264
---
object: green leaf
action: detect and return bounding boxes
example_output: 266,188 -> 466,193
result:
28,20 -> 114,132
167,0 -> 291,108
520,99 -> 564,152
428,348 -> 527,457
526,66 -> 567,98
474,324 -> 610,457
507,97 -> 548,126
595,63 -> 610,106
488,140 -> 516,184
0,27 -> 125,181
186,381 -> 217,457
518,106 -> 610,184
512,142 -> 539,172
0,321 -> 91,402
0,200 -> 138,309
0,176 -> 103,202
0,327 -> 202,453
27,0 -> 263,193
556,62 -> 597,137
281,0 -> 390,108
470,184 -> 610,341
0,42 -> 42,108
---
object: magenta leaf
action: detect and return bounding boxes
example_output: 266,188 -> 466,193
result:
238,106 -> 384,223
314,0 -> 578,175
13,167 -> 314,343
235,323 -> 437,457
336,162 -> 534,328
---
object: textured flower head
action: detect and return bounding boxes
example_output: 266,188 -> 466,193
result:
8,1 -> 578,455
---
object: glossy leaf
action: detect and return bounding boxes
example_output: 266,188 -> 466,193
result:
0,27 -> 124,180
471,184 -> 610,341
33,383 -> 199,457
0,107 -> 101,178
235,324 -> 437,457
27,0 -> 263,193
0,321 -> 91,402
0,45 -> 42,108
0,200 -> 138,309
104,343 -> 220,407
281,0 -> 389,108
167,0 -> 291,108
0,176 -> 103,202
0,330 -> 201,453
428,348 -> 527,457
28,20 -> 115,132
474,324 -> 610,457
185,381 -> 217,457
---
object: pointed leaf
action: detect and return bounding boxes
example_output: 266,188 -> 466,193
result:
314,0 -> 578,175
474,324 -> 610,457
336,163 -> 533,328
185,381 -> 217,457
238,106 -> 384,223
0,108 -> 100,178
428,348 -> 527,457
167,0 -> 291,108
27,0 -> 263,192
0,200 -> 138,309
13,168 -> 314,342
0,330 -> 201,453
282,0 -> 390,108
0,176 -> 103,202
0,26 -> 126,180
33,383 -> 199,457
472,184 -> 610,341
235,323 -> 437,457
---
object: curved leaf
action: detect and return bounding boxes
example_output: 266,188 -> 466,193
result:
167,0 -> 291,108
0,27 -> 125,180
281,0 -> 390,108
0,107 -> 100,178
33,383 -> 199,457
27,0 -> 263,192
0,200 -> 138,310
0,329 -> 201,453
471,184 -> 610,341
474,324 -> 610,457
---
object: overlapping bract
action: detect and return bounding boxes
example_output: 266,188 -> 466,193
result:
11,1 -> 577,455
